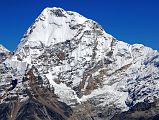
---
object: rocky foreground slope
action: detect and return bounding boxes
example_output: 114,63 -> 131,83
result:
0,7 -> 159,120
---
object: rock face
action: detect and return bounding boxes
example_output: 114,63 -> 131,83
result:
0,7 -> 159,120
0,65 -> 72,120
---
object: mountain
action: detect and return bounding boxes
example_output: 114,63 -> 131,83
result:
0,7 -> 159,120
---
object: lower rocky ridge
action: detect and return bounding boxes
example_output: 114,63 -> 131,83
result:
0,66 -> 72,120
1,66 -> 159,120
0,99 -> 72,120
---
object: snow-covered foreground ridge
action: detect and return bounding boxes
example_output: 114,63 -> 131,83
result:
1,7 -> 159,114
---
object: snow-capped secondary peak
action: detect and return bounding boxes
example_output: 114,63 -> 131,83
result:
0,44 -> 10,63
0,44 -> 9,53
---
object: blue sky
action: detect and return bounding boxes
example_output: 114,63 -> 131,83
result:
0,0 -> 158,51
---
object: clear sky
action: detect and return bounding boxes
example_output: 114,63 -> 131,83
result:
0,0 -> 158,51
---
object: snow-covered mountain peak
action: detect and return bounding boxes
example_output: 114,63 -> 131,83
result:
15,7 -> 113,63
16,7 -> 112,50
17,7 -> 87,46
